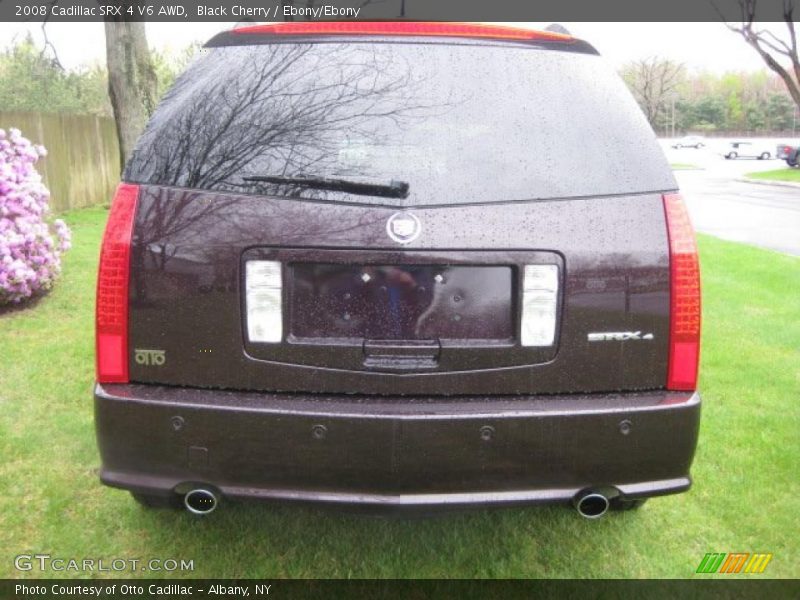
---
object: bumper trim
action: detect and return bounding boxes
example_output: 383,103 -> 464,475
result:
101,469 -> 690,507
98,383 -> 699,418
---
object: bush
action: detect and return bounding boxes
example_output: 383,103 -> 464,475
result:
0,128 -> 71,305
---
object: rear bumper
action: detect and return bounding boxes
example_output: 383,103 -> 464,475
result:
95,384 -> 700,509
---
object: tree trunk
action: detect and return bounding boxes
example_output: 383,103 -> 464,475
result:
104,20 -> 158,173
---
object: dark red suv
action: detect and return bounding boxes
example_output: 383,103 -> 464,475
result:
94,22 -> 701,518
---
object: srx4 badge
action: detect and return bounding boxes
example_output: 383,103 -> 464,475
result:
587,331 -> 654,342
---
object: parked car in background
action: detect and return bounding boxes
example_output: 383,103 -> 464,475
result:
723,141 -> 773,160
671,135 -> 705,149
776,143 -> 799,167
94,22 -> 702,519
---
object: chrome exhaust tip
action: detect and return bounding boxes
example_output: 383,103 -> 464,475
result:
184,488 -> 218,515
574,491 -> 610,519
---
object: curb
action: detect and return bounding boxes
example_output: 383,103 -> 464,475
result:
737,177 -> 800,190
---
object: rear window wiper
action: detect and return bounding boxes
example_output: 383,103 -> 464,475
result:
242,175 -> 409,199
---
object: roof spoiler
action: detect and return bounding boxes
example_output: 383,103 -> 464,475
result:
204,22 -> 599,55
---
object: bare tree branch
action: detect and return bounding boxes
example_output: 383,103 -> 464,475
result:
39,0 -> 64,70
724,0 -> 800,110
620,57 -> 685,128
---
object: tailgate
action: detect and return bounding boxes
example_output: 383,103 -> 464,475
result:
128,186 -> 670,396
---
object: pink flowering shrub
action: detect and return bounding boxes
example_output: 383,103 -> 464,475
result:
0,128 -> 71,305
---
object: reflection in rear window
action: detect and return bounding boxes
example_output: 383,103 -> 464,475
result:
125,41 -> 675,206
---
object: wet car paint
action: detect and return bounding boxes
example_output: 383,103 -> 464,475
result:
127,185 -> 671,395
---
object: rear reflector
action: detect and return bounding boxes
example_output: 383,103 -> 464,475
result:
232,22 -> 574,43
521,265 -> 559,347
245,261 -> 283,343
663,193 -> 701,391
96,183 -> 139,384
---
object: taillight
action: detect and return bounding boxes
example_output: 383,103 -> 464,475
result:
96,183 -> 139,383
663,193 -> 701,391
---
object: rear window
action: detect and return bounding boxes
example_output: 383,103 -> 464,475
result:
125,40 -> 675,206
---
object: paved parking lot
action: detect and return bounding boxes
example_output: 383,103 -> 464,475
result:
662,142 -> 799,256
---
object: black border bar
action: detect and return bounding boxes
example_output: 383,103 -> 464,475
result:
0,0 -> 797,23
2,579 -> 800,599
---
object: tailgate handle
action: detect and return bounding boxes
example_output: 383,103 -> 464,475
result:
363,339 -> 440,370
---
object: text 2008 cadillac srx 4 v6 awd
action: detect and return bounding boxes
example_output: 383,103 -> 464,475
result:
94,22 -> 701,518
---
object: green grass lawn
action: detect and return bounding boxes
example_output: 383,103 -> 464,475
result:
1,206 -> 798,579
670,163 -> 701,170
746,168 -> 800,182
